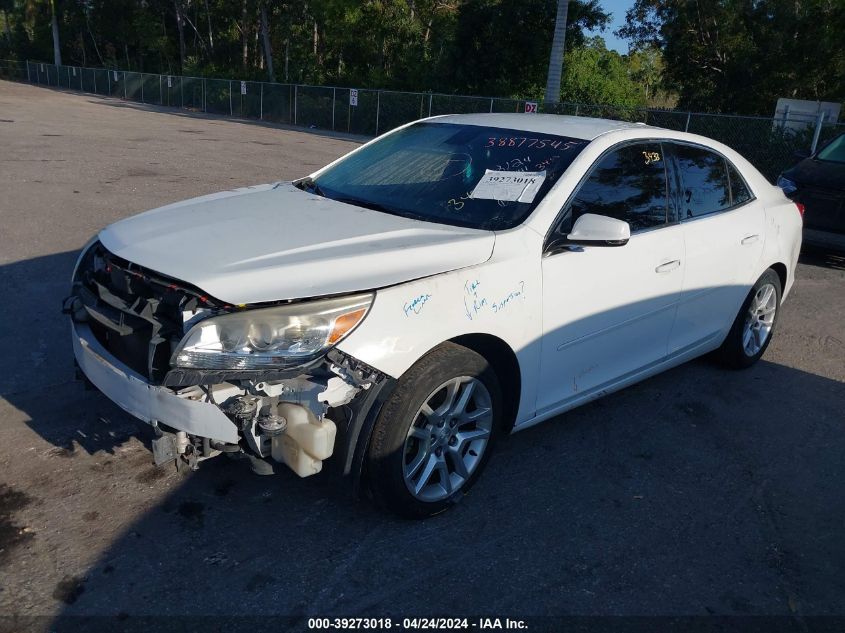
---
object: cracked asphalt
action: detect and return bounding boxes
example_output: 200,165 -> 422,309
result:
0,80 -> 843,631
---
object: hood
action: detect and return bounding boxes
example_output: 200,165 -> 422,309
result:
784,158 -> 845,192
98,183 -> 495,305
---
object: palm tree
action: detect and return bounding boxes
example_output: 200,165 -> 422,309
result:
544,0 -> 569,104
260,2 -> 275,82
49,0 -> 61,66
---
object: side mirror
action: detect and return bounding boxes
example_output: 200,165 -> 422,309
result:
567,213 -> 630,246
792,150 -> 810,160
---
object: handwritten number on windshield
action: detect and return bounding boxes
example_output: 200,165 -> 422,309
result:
486,137 -> 575,150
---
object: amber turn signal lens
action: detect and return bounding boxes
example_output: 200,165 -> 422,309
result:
328,307 -> 368,344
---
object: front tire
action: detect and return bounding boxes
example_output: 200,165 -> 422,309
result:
366,342 -> 502,518
717,268 -> 782,369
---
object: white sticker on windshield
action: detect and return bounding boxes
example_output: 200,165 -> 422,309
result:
469,170 -> 546,203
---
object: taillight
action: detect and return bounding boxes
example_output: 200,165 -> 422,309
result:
795,202 -> 805,218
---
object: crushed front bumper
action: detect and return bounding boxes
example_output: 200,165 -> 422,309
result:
71,317 -> 391,482
72,320 -> 239,443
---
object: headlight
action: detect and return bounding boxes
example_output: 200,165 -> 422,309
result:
776,175 -> 797,196
172,293 -> 373,370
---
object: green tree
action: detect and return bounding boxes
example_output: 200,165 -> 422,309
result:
561,37 -> 646,107
618,0 -> 845,114
444,0 -> 609,96
4,0 -> 623,102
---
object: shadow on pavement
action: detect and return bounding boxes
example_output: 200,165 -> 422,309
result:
799,246 -> 845,271
0,250 -> 144,456
1,250 -> 844,629
34,358 -> 845,626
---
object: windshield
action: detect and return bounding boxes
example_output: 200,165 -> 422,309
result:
816,133 -> 845,164
309,122 -> 588,230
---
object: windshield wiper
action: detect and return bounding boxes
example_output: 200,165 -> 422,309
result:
314,192 -> 433,223
294,177 -> 326,197
332,196 -> 401,216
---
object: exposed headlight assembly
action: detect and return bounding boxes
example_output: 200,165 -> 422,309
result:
172,293 -> 373,370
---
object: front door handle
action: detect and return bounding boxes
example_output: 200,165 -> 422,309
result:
655,260 -> 681,273
741,234 -> 760,245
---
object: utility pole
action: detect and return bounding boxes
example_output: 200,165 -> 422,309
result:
544,0 -> 570,104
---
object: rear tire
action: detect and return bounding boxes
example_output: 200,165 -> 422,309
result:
366,342 -> 502,518
716,268 -> 782,369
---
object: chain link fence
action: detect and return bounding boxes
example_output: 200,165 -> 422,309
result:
2,58 -> 843,182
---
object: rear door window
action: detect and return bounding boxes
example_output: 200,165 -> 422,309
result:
670,144 -> 732,219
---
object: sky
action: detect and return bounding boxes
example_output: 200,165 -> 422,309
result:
585,0 -> 634,54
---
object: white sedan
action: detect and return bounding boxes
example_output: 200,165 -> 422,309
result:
66,114 -> 802,517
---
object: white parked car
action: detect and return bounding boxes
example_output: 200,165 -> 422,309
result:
65,114 -> 802,517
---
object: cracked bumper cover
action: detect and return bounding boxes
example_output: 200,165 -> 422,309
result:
72,320 -> 239,443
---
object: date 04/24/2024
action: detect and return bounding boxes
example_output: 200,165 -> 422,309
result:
307,617 -> 529,630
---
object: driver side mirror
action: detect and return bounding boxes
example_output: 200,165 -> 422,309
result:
566,213 -> 630,247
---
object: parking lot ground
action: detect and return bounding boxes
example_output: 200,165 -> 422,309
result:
0,80 -> 844,629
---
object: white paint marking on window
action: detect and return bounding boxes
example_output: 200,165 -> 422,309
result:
470,170 -> 546,203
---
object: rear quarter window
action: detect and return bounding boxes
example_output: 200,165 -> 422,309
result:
727,162 -> 753,206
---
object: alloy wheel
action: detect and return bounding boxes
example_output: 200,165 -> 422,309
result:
402,376 -> 494,502
742,282 -> 777,356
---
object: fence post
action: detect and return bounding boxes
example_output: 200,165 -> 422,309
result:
428,93 -> 432,117
229,80 -> 233,115
810,111 -> 827,154
684,111 -> 691,132
93,70 -> 96,94
489,98 -> 494,113
107,69 -> 110,94
141,75 -> 144,103
260,83 -> 263,120
160,75 -> 163,105
26,61 -> 31,83
294,85 -> 297,125
123,71 -> 127,99
203,78 -> 206,112
781,104 -> 790,130
66,65 -> 70,87
180,77 -> 183,108
575,104 -> 580,117
332,87 -> 336,130
375,91 -> 380,136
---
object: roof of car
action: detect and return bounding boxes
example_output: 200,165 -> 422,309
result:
432,113 -> 653,141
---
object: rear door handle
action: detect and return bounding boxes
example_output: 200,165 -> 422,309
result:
655,260 -> 681,273
741,234 -> 760,245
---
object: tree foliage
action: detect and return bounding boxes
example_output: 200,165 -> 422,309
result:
561,37 -> 647,107
1,0 -> 611,98
618,0 -> 845,115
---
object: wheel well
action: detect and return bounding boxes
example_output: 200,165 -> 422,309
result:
450,334 -> 521,432
769,262 -> 787,292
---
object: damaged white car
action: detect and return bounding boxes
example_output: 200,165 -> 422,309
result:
65,114 -> 802,517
